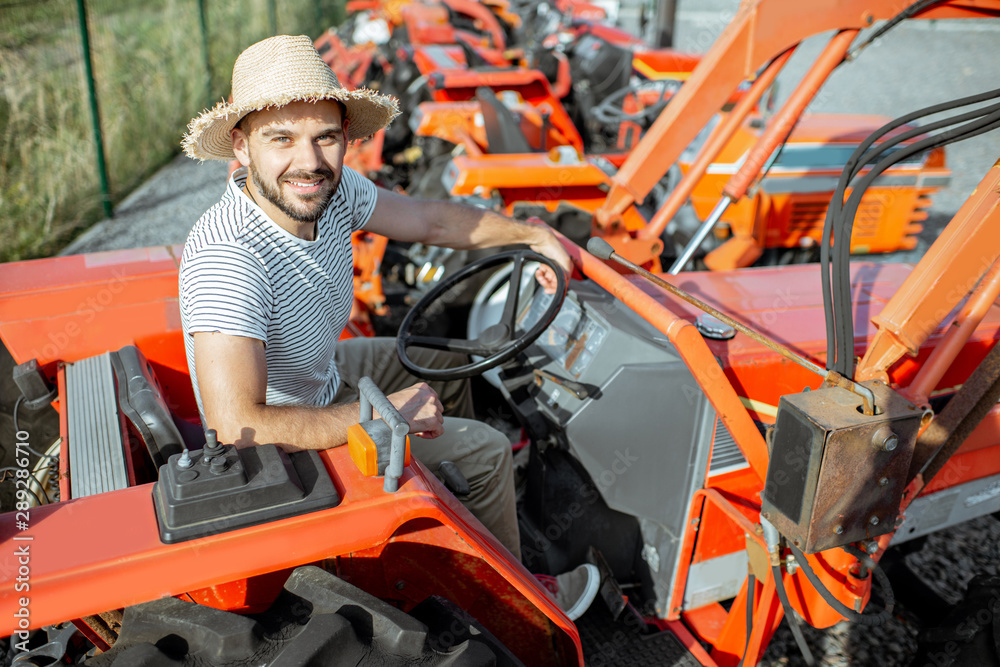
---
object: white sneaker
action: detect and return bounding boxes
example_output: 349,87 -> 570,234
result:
536,563 -> 601,621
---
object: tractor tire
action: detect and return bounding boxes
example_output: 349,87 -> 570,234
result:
85,566 -> 521,667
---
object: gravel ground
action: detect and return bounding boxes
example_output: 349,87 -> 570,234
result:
758,515 -> 1000,667
59,154 -> 229,256
39,5 -> 1000,667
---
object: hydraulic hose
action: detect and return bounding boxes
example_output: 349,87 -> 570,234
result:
773,565 -> 816,666
735,573 -> 756,667
830,108 -> 1000,376
788,543 -> 896,627
848,0 -> 950,60
820,87 -> 1000,376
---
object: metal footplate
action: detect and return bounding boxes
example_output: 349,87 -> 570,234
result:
577,549 -> 702,666
575,604 -> 701,667
65,352 -> 129,498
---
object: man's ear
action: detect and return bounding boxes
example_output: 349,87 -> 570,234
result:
342,116 -> 350,142
232,127 -> 251,167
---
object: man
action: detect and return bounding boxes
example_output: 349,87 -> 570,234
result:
179,35 -> 599,621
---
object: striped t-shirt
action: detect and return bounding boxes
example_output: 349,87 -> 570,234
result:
179,165 -> 377,419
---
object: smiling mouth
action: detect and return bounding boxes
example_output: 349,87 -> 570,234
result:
284,178 -> 325,194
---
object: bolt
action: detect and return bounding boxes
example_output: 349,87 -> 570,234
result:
869,516 -> 880,526
863,540 -> 879,555
762,512 -> 770,520
792,539 -> 801,548
834,524 -> 844,535
395,581 -> 406,591
872,426 -> 898,452
879,477 -> 889,487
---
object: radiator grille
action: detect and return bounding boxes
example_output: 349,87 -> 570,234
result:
708,418 -> 748,476
788,200 -> 883,239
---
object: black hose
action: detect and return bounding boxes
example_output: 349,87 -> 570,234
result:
847,0 -> 949,59
788,543 -> 895,626
735,573 -> 756,667
772,564 -> 816,666
0,470 -> 43,507
820,87 -> 1000,376
829,106 -> 1000,376
823,94 -> 1000,374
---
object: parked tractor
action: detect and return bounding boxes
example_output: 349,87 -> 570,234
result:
3,1 -> 1000,666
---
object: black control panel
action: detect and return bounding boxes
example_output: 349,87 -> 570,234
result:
153,435 -> 340,544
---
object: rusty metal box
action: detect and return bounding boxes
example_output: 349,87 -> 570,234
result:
761,381 -> 922,553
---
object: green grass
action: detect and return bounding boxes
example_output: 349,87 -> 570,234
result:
0,0 -> 344,262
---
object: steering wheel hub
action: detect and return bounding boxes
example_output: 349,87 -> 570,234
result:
478,322 -> 511,349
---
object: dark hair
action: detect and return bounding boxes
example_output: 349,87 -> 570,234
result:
331,99 -> 348,126
235,112 -> 254,134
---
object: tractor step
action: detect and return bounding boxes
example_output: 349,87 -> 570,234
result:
576,603 -> 703,667
65,352 -> 128,498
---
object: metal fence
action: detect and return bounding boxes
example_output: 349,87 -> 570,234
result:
0,0 -> 343,262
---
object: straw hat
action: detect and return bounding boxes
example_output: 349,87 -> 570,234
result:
182,35 -> 399,161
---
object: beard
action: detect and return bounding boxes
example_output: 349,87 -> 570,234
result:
248,159 -> 341,224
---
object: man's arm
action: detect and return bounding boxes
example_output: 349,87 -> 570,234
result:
365,188 -> 573,291
194,331 -> 444,451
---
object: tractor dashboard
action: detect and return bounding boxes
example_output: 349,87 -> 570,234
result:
482,277 -> 745,617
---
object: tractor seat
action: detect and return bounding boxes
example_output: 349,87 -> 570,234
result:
64,345 -> 203,499
475,86 -> 533,154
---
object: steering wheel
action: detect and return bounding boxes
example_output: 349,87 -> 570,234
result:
397,249 -> 567,381
590,79 -> 681,126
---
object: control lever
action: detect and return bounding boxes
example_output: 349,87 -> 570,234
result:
438,461 -> 471,497
358,377 -> 410,492
586,237 -> 877,415
533,368 -> 590,400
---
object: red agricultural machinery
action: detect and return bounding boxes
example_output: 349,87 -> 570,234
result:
3,0 -> 1000,665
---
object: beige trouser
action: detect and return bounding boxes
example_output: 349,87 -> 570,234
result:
332,337 -> 521,559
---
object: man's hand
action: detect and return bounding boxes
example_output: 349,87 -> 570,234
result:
526,220 -> 573,294
387,382 -> 444,438
366,193 -> 574,295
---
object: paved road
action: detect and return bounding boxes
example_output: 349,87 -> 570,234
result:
664,0 -> 1000,215
60,154 -> 228,255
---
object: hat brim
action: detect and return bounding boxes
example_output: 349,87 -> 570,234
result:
182,88 -> 399,161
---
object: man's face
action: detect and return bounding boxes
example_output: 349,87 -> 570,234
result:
232,100 -> 348,224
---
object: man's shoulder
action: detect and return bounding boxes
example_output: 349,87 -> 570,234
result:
183,189 -> 267,259
322,166 -> 379,234
330,165 -> 371,203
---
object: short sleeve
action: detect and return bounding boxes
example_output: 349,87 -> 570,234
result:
340,166 -> 379,232
179,243 -> 272,343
